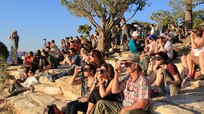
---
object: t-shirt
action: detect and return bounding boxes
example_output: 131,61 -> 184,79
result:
166,63 -> 182,87
128,38 -> 140,53
71,55 -> 81,67
21,76 -> 38,88
159,40 -> 173,59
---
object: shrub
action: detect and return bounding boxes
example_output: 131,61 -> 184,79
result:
0,42 -> 9,60
0,55 -> 10,92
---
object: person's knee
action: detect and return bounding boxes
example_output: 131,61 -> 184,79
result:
181,55 -> 186,61
187,54 -> 193,61
199,52 -> 204,58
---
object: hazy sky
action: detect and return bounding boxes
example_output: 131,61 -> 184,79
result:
0,0 -> 202,52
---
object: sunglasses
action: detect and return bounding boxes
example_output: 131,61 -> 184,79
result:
83,68 -> 90,72
120,61 -> 133,68
88,53 -> 95,58
97,69 -> 106,74
153,56 -> 162,61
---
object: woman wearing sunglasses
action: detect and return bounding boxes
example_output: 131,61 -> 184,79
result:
86,63 -> 122,114
149,51 -> 181,97
87,50 -> 105,68
61,63 -> 97,114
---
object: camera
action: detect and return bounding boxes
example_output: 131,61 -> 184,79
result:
43,39 -> 46,41
77,67 -> 83,72
120,61 -> 126,68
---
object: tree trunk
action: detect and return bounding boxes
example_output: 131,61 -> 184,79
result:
97,32 -> 105,51
97,31 -> 112,51
185,0 -> 193,29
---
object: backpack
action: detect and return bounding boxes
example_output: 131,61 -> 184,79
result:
44,104 -> 63,114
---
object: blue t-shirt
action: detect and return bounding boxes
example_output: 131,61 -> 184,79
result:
71,55 -> 81,67
128,38 -> 140,53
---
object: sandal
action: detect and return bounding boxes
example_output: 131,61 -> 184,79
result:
195,74 -> 204,80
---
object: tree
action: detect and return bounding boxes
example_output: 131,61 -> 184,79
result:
150,0 -> 204,29
150,10 -> 174,27
77,24 -> 92,34
0,42 -> 9,60
61,0 -> 148,51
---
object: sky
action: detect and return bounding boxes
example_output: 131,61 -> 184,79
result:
0,0 -> 202,52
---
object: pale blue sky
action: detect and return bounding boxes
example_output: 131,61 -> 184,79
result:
0,0 -> 202,52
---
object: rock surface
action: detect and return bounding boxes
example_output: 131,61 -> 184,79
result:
3,50 -> 204,114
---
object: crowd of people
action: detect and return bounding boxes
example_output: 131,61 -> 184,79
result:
6,18 -> 204,114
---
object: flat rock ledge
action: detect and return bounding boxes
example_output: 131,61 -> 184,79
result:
4,50 -> 204,114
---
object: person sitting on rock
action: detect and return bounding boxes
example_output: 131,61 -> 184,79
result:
42,50 -> 58,71
154,33 -> 174,60
22,51 -> 34,68
140,34 -> 157,75
6,68 -> 38,98
87,50 -> 105,68
61,63 -> 97,114
8,68 -> 29,93
47,48 -> 81,82
86,63 -> 122,114
80,47 -> 88,66
148,52 -> 181,97
91,55 -> 150,114
186,28 -> 204,81
128,31 -> 142,55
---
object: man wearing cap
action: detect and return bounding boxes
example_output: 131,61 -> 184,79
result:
128,31 -> 141,54
91,55 -> 150,114
8,30 -> 19,65
155,33 -> 173,60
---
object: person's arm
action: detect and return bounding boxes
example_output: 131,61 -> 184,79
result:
99,80 -> 113,98
195,37 -> 204,48
190,32 -> 197,49
166,64 -> 181,85
70,67 -> 82,85
120,100 -> 149,114
112,64 -> 121,94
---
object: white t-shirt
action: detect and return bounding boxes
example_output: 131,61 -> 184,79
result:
159,40 -> 173,59
193,46 -> 204,56
21,76 -> 38,88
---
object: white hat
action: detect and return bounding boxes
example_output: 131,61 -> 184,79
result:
132,31 -> 140,37
159,33 -> 167,38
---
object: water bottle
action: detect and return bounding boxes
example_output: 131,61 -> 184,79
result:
165,82 -> 170,98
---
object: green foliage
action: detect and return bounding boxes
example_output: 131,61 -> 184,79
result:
193,10 -> 204,28
61,0 -> 148,50
0,42 -> 9,60
77,24 -> 92,34
150,0 -> 204,28
150,10 -> 174,27
0,56 -> 10,92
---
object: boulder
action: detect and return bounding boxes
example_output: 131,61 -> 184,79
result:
5,92 -> 45,114
152,101 -> 194,114
29,92 -> 56,108
34,84 -> 62,95
55,76 -> 81,100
